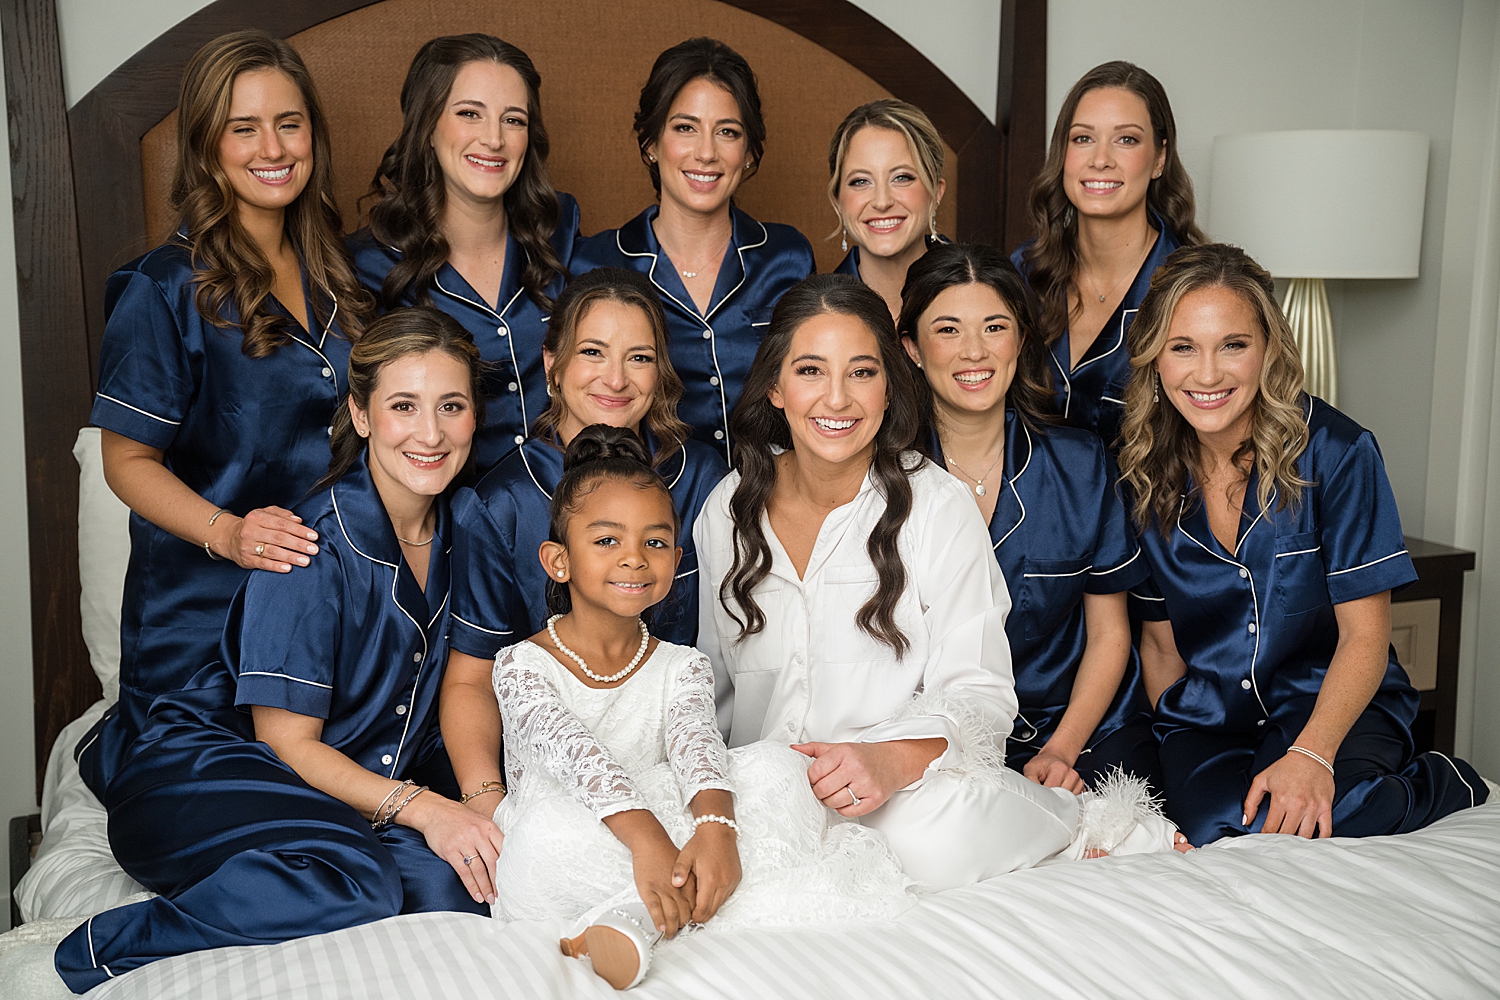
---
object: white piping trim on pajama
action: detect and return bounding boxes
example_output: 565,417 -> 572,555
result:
1326,550 -> 1409,577
96,393 -> 182,425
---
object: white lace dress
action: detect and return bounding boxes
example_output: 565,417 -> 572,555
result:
490,639 -> 914,931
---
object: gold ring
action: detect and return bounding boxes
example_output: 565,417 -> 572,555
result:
255,543 -> 266,557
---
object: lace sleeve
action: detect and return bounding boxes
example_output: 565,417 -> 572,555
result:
494,646 -> 648,820
664,649 -> 733,803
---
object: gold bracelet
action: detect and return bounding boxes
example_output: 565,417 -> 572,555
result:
204,508 -> 231,561
460,781 -> 506,804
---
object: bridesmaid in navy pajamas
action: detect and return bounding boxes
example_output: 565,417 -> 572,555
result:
77,31 -> 374,797
55,309 -> 498,993
440,267 -> 725,825
350,34 -> 580,474
1118,244 -> 1487,846
826,99 -> 949,319
572,37 -> 814,464
901,244 -> 1160,793
1011,61 -> 1203,449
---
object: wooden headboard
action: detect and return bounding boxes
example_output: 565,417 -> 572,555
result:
2,0 -> 1047,793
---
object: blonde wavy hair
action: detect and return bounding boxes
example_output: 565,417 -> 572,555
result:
1117,243 -> 1311,534
826,99 -> 944,242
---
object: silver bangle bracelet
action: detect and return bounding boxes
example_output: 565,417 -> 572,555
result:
371,780 -> 412,827
1286,744 -> 1336,777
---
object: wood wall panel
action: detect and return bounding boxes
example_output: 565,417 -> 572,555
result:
1,0 -> 101,796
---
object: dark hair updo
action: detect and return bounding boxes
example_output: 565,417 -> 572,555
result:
545,423 -> 679,616
633,37 -> 766,194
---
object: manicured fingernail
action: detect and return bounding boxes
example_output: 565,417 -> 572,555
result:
306,544 -> 318,554
1242,813 -> 1249,826
297,556 -> 310,566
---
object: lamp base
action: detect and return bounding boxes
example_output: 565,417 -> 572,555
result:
1281,277 -> 1337,407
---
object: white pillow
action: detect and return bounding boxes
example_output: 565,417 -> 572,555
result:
73,427 -> 131,703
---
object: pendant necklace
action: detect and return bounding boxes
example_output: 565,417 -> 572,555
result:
547,614 -> 650,684
946,448 -> 1003,497
1082,240 -> 1152,303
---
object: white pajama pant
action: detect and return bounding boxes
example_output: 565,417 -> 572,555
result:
859,767 -> 1079,891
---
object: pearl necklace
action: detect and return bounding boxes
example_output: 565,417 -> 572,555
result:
546,614 -> 650,684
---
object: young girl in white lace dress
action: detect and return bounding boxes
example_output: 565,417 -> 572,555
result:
484,425 -> 912,989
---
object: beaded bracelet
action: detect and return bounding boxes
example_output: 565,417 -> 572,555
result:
1286,745 -> 1336,777
460,781 -> 506,804
370,779 -> 414,827
692,813 -> 739,834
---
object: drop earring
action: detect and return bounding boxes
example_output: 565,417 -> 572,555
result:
841,229 -> 849,253
1153,372 -> 1160,404
929,207 -> 938,238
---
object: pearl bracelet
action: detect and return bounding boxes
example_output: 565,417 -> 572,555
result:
1286,744 -> 1336,777
692,813 -> 739,834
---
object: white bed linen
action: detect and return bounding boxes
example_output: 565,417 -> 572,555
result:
54,800 -> 1500,1000
13,702 -> 145,923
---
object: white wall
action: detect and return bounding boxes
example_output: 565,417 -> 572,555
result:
0,41 -> 40,933
1048,0 -> 1500,773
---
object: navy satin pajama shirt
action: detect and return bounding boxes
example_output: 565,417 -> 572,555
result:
349,192 -> 582,475
1130,398 -> 1487,845
449,434 -> 727,659
1012,216 -> 1181,448
56,460 -> 483,993
934,414 -> 1158,788
77,242 -> 351,798
571,205 -> 815,465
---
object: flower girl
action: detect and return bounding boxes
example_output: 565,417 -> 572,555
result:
483,424 -> 912,989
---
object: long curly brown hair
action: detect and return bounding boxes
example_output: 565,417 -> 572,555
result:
364,34 -> 565,310
1018,61 -> 1205,347
1117,244 -> 1311,534
173,30 -> 372,358
722,275 -> 923,658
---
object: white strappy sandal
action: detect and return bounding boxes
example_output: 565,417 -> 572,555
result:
560,899 -> 663,990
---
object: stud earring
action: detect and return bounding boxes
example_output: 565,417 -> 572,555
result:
647,153 -> 656,164
556,571 -> 565,579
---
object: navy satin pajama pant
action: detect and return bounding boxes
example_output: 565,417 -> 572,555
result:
1159,705 -> 1488,847
1008,716 -> 1166,794
54,725 -> 486,993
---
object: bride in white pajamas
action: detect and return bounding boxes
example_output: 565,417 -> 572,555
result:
696,275 -> 1182,891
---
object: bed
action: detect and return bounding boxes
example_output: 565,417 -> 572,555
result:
3,1 -> 1499,998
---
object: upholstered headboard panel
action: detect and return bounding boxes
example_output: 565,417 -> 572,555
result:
141,0 -> 958,273
3,0 -> 1048,793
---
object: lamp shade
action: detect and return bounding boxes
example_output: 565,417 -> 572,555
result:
1208,130 -> 1428,279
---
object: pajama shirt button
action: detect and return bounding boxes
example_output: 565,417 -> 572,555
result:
508,382 -> 518,392
1239,568 -> 1248,579
1241,679 -> 1252,690
381,754 -> 393,765
413,652 -> 421,663
395,705 -> 407,715
1257,720 -> 1266,726
1248,623 -> 1257,634
321,367 -> 332,378
710,376 -> 720,386
702,330 -> 712,339
498,327 -> 508,337
514,435 -> 525,444
714,430 -> 725,440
